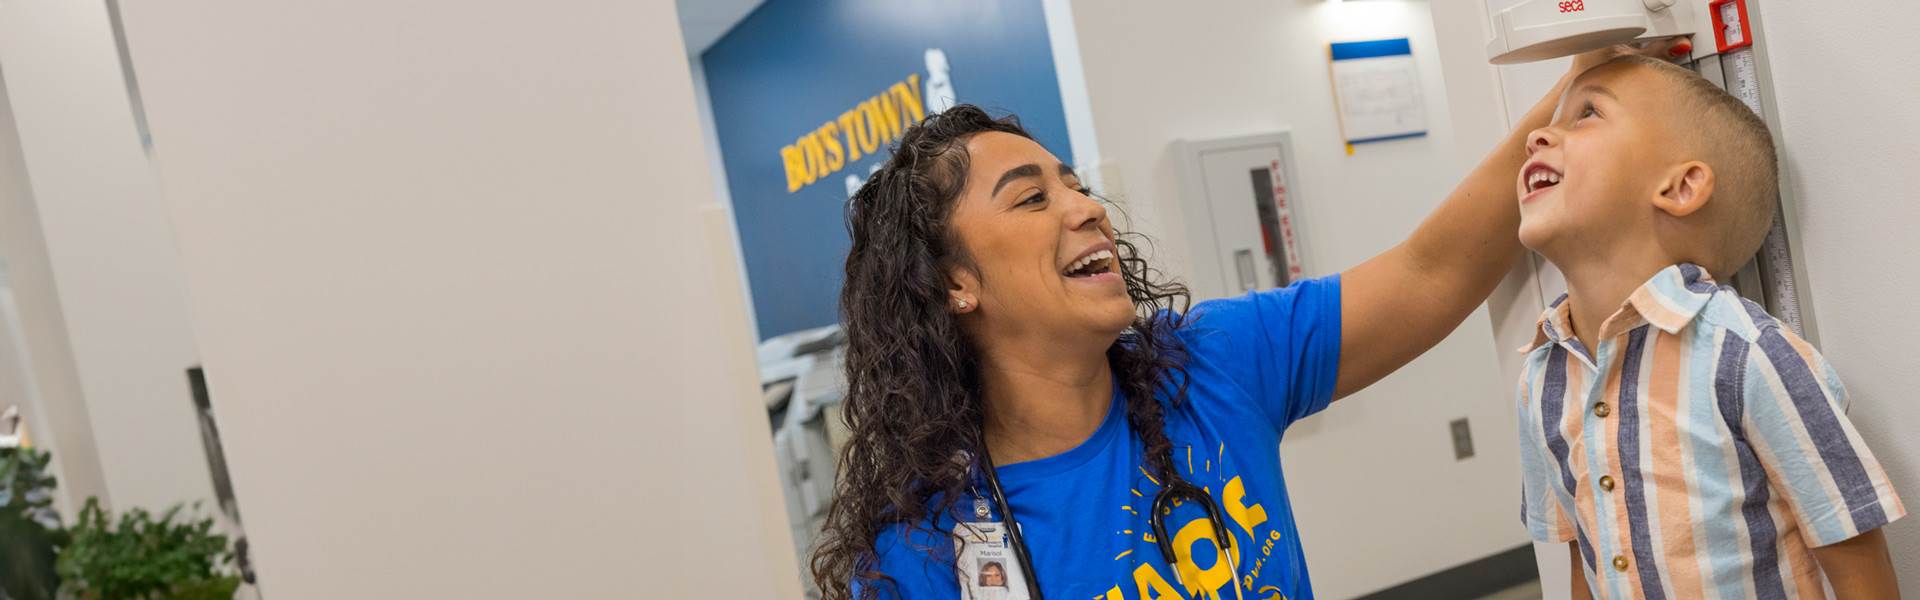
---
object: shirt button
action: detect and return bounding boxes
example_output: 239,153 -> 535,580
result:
1599,475 -> 1615,492
1613,555 -> 1630,572
1593,402 -> 1612,418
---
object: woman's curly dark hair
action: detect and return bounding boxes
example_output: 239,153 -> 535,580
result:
811,105 -> 1194,599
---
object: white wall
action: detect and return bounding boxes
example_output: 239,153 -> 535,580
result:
0,0 -> 215,515
1042,0 -> 1106,192
0,68 -> 112,518
1758,0 -> 1920,585
117,0 -> 799,596
687,59 -> 762,341
1067,1 -> 1528,597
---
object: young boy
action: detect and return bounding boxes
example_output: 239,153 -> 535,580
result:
1513,55 -> 1905,599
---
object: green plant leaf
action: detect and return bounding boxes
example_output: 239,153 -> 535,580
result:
57,496 -> 235,600
0,447 -> 63,600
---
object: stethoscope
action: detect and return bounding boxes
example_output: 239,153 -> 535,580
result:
975,443 -> 1242,600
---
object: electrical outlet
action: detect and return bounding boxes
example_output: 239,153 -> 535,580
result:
1450,418 -> 1475,460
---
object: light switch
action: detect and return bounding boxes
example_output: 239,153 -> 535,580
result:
1450,418 -> 1475,460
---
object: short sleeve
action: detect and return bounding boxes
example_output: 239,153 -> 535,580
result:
1514,364 -> 1576,543
1181,274 -> 1342,432
1739,326 -> 1906,547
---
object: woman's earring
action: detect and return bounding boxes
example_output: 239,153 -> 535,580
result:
955,298 -> 970,311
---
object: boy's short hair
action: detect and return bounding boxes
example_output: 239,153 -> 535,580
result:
1609,54 -> 1779,275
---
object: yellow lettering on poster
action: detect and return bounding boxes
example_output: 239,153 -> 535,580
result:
780,144 -> 807,192
800,132 -> 828,181
893,74 -> 926,125
838,109 -> 865,163
774,72 -> 930,193
872,93 -> 903,142
819,121 -> 845,172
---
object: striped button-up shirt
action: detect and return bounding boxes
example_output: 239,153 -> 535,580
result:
1516,263 -> 1904,599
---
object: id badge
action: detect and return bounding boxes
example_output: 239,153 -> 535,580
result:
952,522 -> 1033,600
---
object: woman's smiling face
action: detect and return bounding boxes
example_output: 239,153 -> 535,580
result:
944,132 -> 1134,341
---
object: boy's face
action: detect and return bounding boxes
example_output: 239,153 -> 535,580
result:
1517,63 -> 1680,260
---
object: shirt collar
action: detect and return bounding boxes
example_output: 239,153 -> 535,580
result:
1524,263 -> 1719,353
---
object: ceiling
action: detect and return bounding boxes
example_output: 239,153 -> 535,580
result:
676,0 -> 766,55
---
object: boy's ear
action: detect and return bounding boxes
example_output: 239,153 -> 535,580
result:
1652,161 -> 1715,218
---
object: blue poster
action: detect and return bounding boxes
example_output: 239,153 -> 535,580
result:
703,0 -> 1075,340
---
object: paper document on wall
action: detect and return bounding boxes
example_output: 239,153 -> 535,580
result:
1329,38 -> 1427,145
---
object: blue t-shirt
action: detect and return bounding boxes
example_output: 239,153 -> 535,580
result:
865,275 -> 1342,600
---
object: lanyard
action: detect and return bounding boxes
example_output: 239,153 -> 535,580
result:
974,446 -> 1243,599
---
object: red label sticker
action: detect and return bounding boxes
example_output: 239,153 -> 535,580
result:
1558,0 -> 1586,13
1269,160 -> 1305,282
